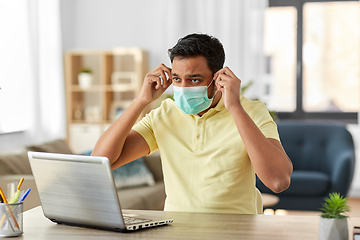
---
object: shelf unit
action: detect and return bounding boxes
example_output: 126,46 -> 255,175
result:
64,48 -> 149,153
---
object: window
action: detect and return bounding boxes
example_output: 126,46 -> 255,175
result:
0,2 -> 31,134
264,6 -> 297,112
265,0 -> 360,123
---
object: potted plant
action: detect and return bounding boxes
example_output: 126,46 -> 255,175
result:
78,68 -> 93,89
318,192 -> 350,240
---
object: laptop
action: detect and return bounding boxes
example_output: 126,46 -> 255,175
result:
27,151 -> 174,232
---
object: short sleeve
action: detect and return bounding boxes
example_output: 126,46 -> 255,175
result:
132,111 -> 159,154
250,102 -> 280,141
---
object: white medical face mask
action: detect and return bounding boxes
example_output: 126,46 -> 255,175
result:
173,80 -> 217,114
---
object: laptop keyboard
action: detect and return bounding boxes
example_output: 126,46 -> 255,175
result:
123,216 -> 152,225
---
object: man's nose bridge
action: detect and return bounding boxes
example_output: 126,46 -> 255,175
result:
181,81 -> 190,87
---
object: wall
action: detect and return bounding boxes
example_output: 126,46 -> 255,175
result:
59,0 -> 266,82
61,0 -> 171,69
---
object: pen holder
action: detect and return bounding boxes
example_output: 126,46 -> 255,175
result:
0,202 -> 23,237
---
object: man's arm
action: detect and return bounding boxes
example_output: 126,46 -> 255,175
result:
214,67 -> 293,193
91,64 -> 172,169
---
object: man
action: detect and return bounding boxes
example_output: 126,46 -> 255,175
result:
91,33 -> 293,214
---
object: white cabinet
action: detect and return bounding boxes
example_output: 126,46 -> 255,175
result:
68,124 -> 103,154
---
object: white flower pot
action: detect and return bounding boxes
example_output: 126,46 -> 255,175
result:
318,218 -> 348,240
78,72 -> 93,89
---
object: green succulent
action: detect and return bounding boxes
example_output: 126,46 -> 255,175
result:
320,192 -> 350,219
81,68 -> 92,73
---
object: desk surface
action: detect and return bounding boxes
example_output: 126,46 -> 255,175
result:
19,207 -> 360,240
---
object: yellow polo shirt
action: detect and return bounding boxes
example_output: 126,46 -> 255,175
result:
132,96 -> 279,214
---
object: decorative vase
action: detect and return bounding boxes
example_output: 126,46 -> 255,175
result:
318,218 -> 348,240
78,72 -> 93,89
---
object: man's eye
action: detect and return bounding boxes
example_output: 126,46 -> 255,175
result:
173,77 -> 180,82
191,79 -> 200,83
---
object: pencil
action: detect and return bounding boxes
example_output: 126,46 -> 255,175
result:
0,195 -> 13,231
0,192 -> 14,231
17,178 -> 24,190
0,192 -> 6,228
0,188 -> 7,205
19,189 -> 31,203
0,188 -> 20,229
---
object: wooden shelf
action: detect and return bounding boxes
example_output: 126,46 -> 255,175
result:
69,120 -> 103,124
64,48 -> 149,153
69,85 -> 103,92
105,84 -> 137,92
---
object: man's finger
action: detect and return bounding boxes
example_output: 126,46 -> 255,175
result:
159,72 -> 168,88
215,66 -> 237,78
159,64 -> 172,79
215,73 -> 232,83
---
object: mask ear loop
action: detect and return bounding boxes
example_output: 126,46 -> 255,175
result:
207,79 -> 218,99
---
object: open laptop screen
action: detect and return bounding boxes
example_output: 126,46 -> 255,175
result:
28,151 -> 125,230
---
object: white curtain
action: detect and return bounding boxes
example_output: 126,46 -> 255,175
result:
165,0 -> 268,98
0,0 -> 65,146
27,0 -> 66,144
0,2 -> 31,134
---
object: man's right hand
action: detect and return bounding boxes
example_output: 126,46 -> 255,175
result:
136,64 -> 172,105
92,64 -> 172,166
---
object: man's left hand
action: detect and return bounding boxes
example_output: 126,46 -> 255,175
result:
214,67 -> 242,111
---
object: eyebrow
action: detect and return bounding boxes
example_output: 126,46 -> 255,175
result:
171,73 -> 204,78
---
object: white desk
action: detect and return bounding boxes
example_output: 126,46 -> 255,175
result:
18,206 -> 360,240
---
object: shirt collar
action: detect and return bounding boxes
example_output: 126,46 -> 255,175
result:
213,96 -> 225,112
212,95 -> 246,112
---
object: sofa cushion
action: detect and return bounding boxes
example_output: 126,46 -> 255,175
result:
117,182 -> 165,210
0,157 -> 16,175
283,171 -> 330,196
257,171 -> 330,196
112,158 -> 155,189
256,171 -> 330,196
82,150 -> 156,190
26,139 -> 73,154
0,150 -> 32,174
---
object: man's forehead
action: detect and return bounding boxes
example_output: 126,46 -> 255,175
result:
171,56 -> 212,76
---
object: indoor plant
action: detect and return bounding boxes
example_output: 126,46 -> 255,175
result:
318,192 -> 350,240
78,68 -> 93,89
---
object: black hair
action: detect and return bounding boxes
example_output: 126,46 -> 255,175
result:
168,33 -> 225,74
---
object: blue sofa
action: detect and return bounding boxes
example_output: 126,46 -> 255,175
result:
256,121 -> 356,211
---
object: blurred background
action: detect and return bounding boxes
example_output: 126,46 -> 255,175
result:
0,0 -> 359,212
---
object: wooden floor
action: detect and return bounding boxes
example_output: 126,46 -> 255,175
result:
264,197 -> 360,217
